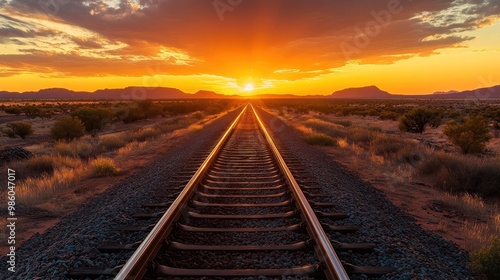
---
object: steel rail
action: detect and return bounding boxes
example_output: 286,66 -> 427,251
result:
114,105 -> 248,280
251,104 -> 350,280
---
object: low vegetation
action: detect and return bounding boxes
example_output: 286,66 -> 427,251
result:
16,157 -> 86,206
71,107 -> 114,135
23,106 -> 53,119
417,153 -> 500,197
5,122 -> 33,139
51,116 -> 86,141
90,157 -> 119,177
261,99 -> 500,125
303,134 -> 337,146
444,116 -> 492,154
471,238 -> 500,280
398,107 -> 441,134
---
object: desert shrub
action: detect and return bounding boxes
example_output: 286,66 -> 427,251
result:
470,238 -> 500,279
23,106 -> 52,119
55,139 -> 94,158
346,127 -> 377,144
396,146 -> 425,165
3,128 -> 17,138
17,164 -> 86,206
24,155 -> 82,178
303,134 -> 337,146
122,106 -> 145,123
332,120 -> 352,127
52,116 -> 85,141
6,122 -> 33,139
4,106 -> 21,115
398,107 -> 441,134
443,116 -> 492,154
416,154 -> 443,175
129,127 -> 159,142
370,135 -> 411,157
418,153 -> 500,197
379,110 -> 400,121
367,126 -> 383,132
303,119 -> 346,138
25,155 -> 56,176
138,100 -> 164,118
98,136 -> 127,152
90,157 -> 119,177
194,112 -> 205,120
71,107 -> 114,135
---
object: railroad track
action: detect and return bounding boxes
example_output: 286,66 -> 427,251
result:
69,104 -> 393,279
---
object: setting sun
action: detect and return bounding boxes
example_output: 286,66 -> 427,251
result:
244,83 -> 254,92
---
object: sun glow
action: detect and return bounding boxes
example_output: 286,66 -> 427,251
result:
244,83 -> 254,92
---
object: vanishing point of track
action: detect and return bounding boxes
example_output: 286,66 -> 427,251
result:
69,104 -> 393,279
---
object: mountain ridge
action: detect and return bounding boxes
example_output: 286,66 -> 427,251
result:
0,85 -> 499,99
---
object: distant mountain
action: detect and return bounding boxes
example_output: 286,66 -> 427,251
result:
193,90 -> 231,99
0,85 -> 499,100
93,87 -> 187,99
0,87 -> 229,100
434,85 -> 500,99
328,85 -> 500,99
433,90 -> 459,95
329,86 -> 392,99
249,93 -> 322,99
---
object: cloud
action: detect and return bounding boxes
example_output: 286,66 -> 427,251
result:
0,0 -> 498,79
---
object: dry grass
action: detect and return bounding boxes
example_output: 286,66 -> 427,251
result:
98,135 -> 127,151
464,219 -> 500,252
470,237 -> 500,279
346,127 -> 377,144
445,193 -> 499,252
11,112 -> 220,207
418,153 -> 500,197
303,118 -> 346,138
54,138 -> 95,158
442,193 -> 486,219
337,138 -> 349,148
369,135 -> 414,158
117,141 -> 147,155
17,164 -> 87,206
389,165 -> 414,188
303,134 -> 337,146
90,157 -> 119,177
187,124 -> 203,131
128,127 -> 159,142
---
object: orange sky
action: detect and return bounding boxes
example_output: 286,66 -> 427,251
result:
0,0 -> 499,96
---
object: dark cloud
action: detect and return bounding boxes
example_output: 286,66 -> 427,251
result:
70,37 -> 103,49
1,0 -> 499,78
0,26 -> 59,38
